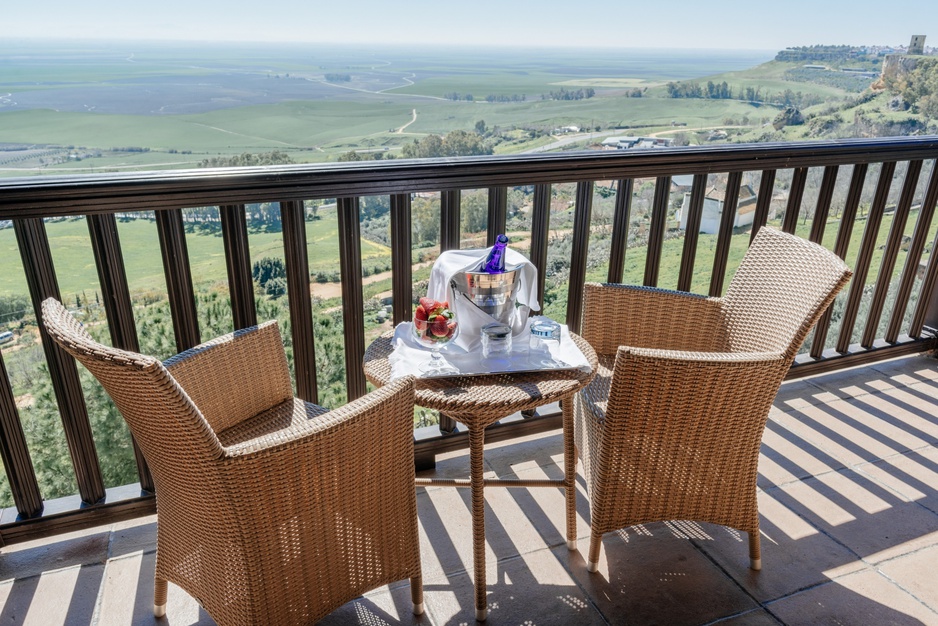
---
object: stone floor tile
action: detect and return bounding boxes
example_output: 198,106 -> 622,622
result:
759,416 -> 846,489
773,378 -> 829,412
692,490 -> 868,603
772,469 -> 938,564
424,548 -> 606,625
869,354 -> 938,382
766,569 -> 938,625
877,544 -> 938,613
96,551 -> 214,625
416,474 -> 556,580
0,563 -> 103,626
848,392 -> 938,450
777,400 -> 921,466
709,608 -> 784,625
907,379 -> 938,401
318,581 -> 424,626
564,522 -> 759,626
801,365 -> 891,399
417,448 -> 473,484
857,447 -> 938,515
0,527 -> 109,581
501,462 -> 594,547
108,515 -> 158,559
479,429 -> 567,477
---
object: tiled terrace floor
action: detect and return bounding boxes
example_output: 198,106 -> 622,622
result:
2,354 -> 937,625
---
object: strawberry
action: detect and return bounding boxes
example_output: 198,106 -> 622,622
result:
430,315 -> 448,337
419,297 -> 439,313
414,304 -> 428,321
415,318 -> 429,333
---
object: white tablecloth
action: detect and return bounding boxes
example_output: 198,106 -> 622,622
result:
388,317 -> 591,380
426,247 -> 540,351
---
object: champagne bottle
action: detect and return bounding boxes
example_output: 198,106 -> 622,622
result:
477,234 -> 509,273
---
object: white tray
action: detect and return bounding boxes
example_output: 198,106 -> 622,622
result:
389,321 -> 590,380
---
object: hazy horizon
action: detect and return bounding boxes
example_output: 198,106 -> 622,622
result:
3,1 -> 935,51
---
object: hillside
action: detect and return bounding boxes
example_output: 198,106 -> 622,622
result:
699,47 -> 938,144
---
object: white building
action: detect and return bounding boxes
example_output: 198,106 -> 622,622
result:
677,185 -> 758,234
600,136 -> 673,150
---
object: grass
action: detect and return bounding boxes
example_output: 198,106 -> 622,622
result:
9,202 -> 924,304
1,96 -> 774,175
0,210 -> 392,300
0,100 -> 416,152
582,207 -> 934,297
0,45 -> 798,176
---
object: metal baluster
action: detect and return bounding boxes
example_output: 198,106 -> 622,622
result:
566,182 -> 593,333
280,200 -> 318,403
219,204 -> 257,331
607,179 -> 633,285
677,174 -> 706,292
709,171 -> 742,297
337,197 -> 367,401
643,176 -> 671,287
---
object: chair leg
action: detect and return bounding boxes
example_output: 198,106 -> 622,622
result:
749,530 -> 762,571
154,576 -> 168,617
411,575 -> 424,616
469,426 -> 488,622
586,531 -> 603,573
562,397 -> 578,551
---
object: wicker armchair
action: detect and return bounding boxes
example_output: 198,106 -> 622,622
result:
41,298 -> 423,625
574,227 -> 852,573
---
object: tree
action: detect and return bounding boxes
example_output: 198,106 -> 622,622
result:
198,151 -> 294,168
264,277 -> 287,299
461,191 -> 488,234
252,257 -> 286,288
401,130 -> 492,159
411,196 -> 440,245
475,120 -> 487,135
441,130 -> 491,157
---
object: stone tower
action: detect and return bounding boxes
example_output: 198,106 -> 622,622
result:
909,35 -> 926,55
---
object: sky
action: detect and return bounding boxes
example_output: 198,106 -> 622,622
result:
2,0 -> 936,50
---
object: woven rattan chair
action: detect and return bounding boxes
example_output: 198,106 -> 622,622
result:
41,298 -> 423,625
574,227 -> 852,574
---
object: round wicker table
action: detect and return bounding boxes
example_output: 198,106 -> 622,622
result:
363,330 -> 597,621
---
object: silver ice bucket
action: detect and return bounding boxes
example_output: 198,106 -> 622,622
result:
451,266 -> 521,326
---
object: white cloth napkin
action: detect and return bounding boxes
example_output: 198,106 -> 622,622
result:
426,247 -> 540,351
388,316 -> 591,380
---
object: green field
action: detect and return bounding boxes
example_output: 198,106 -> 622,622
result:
0,210 -> 391,299
3,43 -> 834,174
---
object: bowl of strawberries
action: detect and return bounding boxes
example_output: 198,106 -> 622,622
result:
413,296 -> 459,374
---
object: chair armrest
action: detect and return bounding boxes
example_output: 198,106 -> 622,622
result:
164,321 -> 294,433
582,283 -> 729,356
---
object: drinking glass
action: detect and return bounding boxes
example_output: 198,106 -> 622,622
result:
413,304 -> 459,376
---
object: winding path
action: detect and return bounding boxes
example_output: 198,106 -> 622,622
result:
395,109 -> 418,133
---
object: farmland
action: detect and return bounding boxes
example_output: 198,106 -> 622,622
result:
0,41 -> 784,174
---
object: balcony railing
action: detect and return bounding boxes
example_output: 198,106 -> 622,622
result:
1,136 -> 938,544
